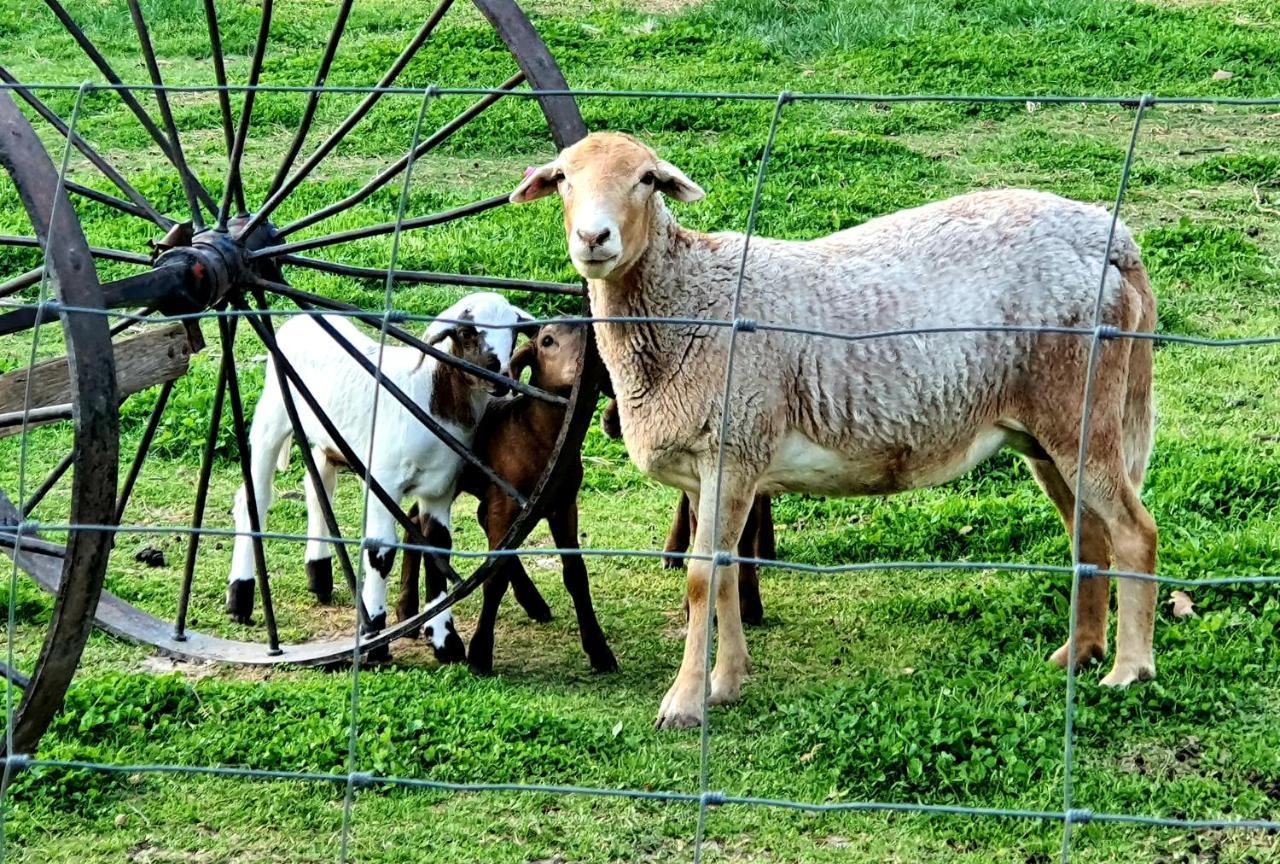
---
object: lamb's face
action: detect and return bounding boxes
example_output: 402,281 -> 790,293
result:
509,132 -> 704,280
427,293 -> 533,396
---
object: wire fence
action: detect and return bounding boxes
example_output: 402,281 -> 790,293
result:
1,79 -> 1279,864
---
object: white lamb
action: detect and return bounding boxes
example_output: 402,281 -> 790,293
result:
511,132 -> 1158,729
228,292 -> 533,660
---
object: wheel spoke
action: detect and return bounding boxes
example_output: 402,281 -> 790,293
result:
0,267 -> 43,298
202,0 -> 243,216
260,277 -> 566,405
20,451 -> 74,518
175,326 -> 229,640
238,0 -> 456,238
238,309 -> 438,544
40,0 -> 219,214
113,378 -> 174,523
280,253 -> 583,297
265,0 -> 355,200
0,66 -> 169,228
0,235 -> 152,266
250,194 -> 506,259
65,180 -> 173,225
244,291 -> 369,628
217,0 -> 274,229
279,71 -> 525,237
220,315 -> 281,652
126,0 -> 206,229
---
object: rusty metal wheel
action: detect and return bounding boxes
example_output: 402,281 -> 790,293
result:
0,0 -> 596,759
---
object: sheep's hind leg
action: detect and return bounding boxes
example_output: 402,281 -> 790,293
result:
396,503 -> 426,637
304,448 -> 339,605
1028,459 -> 1111,669
227,413 -> 287,624
663,494 -> 692,570
469,495 -> 522,675
657,474 -> 755,731
418,504 -> 465,665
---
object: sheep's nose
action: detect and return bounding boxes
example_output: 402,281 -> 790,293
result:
576,226 -> 611,247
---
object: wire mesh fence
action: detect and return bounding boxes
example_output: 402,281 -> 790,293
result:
2,80 -> 1280,863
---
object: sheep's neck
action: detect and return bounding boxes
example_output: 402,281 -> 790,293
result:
587,209 -> 717,403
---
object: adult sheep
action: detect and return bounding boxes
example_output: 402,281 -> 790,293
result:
510,131 -> 1157,730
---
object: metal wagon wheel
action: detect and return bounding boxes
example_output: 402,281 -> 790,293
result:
0,0 -> 598,759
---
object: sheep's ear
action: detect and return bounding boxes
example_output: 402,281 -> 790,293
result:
514,309 -> 540,339
654,160 -> 704,203
426,326 -> 456,347
509,161 -> 561,203
508,341 -> 538,382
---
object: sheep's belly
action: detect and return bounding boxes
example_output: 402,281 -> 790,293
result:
760,428 -> 1010,496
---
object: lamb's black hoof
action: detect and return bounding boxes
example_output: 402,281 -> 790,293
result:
306,558 -> 334,604
523,597 -> 554,624
363,613 -> 391,663
662,555 -> 685,571
590,646 -> 619,674
431,626 -> 468,665
225,580 -> 255,624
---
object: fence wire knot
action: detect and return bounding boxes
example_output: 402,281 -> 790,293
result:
732,317 -> 758,333
701,790 -> 727,807
1066,808 -> 1095,825
1094,324 -> 1120,340
349,771 -> 375,789
1074,563 -> 1101,580
712,551 -> 734,567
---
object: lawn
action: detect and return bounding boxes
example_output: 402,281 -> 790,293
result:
2,0 -> 1279,861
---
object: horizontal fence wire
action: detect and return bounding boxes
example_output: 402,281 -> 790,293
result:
2,79 -> 1278,864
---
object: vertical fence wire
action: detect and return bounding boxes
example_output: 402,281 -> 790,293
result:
1059,95 -> 1152,864
0,81 -> 91,860
693,92 -> 789,864
338,85 -> 436,863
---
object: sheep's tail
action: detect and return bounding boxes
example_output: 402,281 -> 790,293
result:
1117,255 -> 1156,491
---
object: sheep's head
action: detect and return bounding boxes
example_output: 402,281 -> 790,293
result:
509,323 -> 584,396
425,292 -> 535,396
509,132 -> 704,280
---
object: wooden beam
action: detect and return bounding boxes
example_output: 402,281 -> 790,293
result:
0,323 -> 191,438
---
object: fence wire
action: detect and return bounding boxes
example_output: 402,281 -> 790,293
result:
1,81 -> 1279,864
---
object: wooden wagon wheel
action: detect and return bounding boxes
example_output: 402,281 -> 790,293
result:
0,0 -> 596,759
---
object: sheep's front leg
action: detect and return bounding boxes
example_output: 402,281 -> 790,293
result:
657,474 -> 755,731
418,501 -> 465,665
304,447 -> 338,604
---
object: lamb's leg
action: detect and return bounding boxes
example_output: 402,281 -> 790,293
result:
657,474 -> 755,731
469,495 -> 521,675
737,496 -> 764,626
395,503 -> 424,632
359,495 -> 399,664
227,405 -> 287,624
755,496 -> 776,561
1029,459 -> 1111,669
548,503 -> 617,673
304,447 -> 338,605
418,502 -> 465,665
663,494 -> 692,570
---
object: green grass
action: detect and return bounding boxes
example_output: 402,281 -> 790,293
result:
2,0 -> 1280,860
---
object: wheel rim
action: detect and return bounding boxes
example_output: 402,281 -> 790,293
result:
0,0 -> 595,756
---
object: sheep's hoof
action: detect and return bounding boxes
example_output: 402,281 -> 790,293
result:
522,598 -> 554,624
589,646 -> 619,674
1100,657 -> 1155,687
740,603 -> 764,628
363,613 -> 391,664
656,680 -> 705,731
1049,637 -> 1106,670
225,580 -> 255,625
306,559 -> 334,605
662,555 -> 685,571
431,625 -> 468,665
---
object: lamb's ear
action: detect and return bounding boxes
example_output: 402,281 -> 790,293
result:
426,326 -> 456,347
654,159 -> 704,203
508,341 -> 538,382
509,161 -> 561,203
514,309 -> 540,339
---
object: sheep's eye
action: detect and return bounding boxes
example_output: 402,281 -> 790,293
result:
540,335 -> 555,348
638,171 -> 655,186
